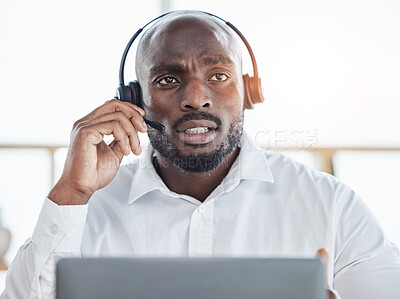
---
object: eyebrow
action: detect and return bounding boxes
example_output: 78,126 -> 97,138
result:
201,55 -> 234,67
149,55 -> 234,76
149,64 -> 185,76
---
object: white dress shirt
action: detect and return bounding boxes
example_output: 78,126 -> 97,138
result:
2,133 -> 400,299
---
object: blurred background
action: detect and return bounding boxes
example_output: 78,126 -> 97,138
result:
0,0 -> 399,286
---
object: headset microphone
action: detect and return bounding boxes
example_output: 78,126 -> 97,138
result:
115,90 -> 166,131
115,94 -> 166,131
115,11 -> 265,132
143,118 -> 166,131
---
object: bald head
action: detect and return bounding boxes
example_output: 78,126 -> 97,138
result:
135,11 -> 243,79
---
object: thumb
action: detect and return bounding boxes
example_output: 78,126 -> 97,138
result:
315,248 -> 329,282
315,248 -> 336,299
316,248 -> 329,264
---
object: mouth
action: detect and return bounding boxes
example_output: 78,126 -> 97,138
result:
176,120 -> 218,145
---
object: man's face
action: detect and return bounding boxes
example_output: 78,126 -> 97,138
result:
137,16 -> 245,173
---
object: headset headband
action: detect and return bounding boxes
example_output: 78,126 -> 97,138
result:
118,11 -> 260,87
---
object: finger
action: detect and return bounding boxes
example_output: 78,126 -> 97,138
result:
89,100 -> 147,133
74,99 -> 146,131
98,99 -> 146,118
315,248 -> 333,295
109,98 -> 145,117
78,120 -> 131,156
76,111 -> 143,155
315,248 -> 329,264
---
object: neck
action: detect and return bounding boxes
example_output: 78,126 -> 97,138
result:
154,147 -> 240,202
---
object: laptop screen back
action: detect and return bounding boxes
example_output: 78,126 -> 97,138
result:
56,257 -> 326,299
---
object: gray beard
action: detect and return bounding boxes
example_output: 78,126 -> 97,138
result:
147,111 -> 244,173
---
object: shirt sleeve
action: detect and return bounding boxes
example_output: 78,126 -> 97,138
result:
1,197 -> 88,299
332,185 -> 400,298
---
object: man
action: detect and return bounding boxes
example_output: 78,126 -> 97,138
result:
2,11 -> 400,298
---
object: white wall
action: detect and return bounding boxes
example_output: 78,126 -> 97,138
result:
0,0 -> 160,145
0,0 -> 161,264
0,0 -> 399,267
170,0 -> 400,147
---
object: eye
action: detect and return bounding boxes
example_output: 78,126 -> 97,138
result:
209,73 -> 229,82
158,76 -> 178,85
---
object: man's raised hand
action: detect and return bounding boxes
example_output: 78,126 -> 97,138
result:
48,99 -> 147,205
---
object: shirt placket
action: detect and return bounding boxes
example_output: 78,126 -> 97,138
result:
188,200 -> 214,257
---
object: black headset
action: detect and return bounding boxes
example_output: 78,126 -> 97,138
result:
115,11 -> 265,130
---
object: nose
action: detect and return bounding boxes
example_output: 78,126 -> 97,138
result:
180,78 -> 212,111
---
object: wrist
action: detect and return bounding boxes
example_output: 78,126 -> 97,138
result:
48,179 -> 92,205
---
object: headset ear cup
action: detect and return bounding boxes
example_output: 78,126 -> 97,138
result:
243,74 -> 265,109
249,76 -> 265,105
128,81 -> 142,107
243,74 -> 254,109
115,85 -> 132,102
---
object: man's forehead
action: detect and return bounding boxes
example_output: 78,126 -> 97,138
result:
147,48 -> 237,65
135,12 -> 242,74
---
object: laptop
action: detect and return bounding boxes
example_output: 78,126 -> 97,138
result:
56,257 -> 326,299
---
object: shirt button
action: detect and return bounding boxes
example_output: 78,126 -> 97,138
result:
198,205 -> 206,213
50,224 -> 58,234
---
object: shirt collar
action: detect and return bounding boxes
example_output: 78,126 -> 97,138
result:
127,131 -> 274,204
127,146 -> 167,204
235,131 -> 274,183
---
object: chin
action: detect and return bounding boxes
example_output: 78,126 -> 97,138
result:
148,110 -> 244,173
149,129 -> 242,174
